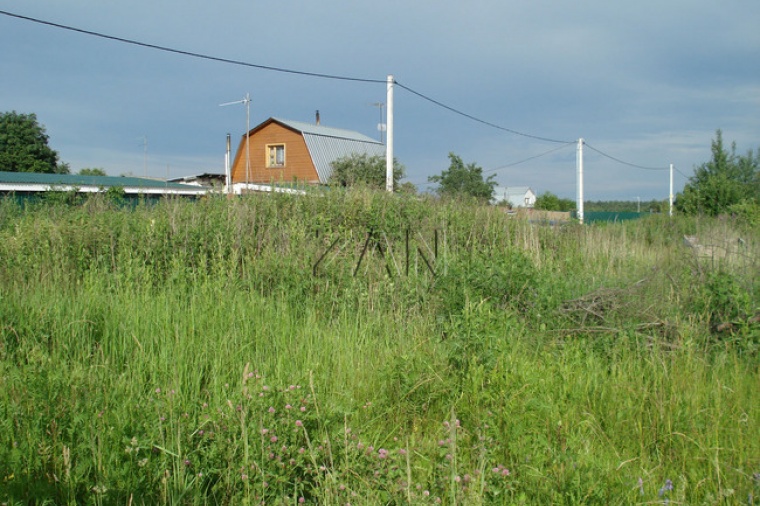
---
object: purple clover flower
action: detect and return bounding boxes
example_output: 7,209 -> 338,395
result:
659,478 -> 673,497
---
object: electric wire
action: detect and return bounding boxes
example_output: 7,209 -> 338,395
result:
0,10 -> 385,84
583,142 -> 668,171
406,141 -> 575,186
3,8 -> 685,183
675,167 -> 692,179
483,142 -> 576,174
3,9 -> 578,145
394,81 -> 574,144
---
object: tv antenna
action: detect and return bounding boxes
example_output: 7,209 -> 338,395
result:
371,102 -> 385,143
142,136 -> 147,178
220,93 -> 251,187
135,135 -> 148,178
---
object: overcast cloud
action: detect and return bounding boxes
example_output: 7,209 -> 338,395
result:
1,1 -> 758,200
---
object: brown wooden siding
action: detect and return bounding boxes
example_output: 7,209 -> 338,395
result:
231,122 -> 319,184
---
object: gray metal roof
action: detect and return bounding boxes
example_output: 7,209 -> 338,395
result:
272,118 -> 385,183
496,186 -> 534,197
273,118 -> 380,143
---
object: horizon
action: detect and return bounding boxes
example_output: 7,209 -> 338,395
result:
2,2 -> 758,201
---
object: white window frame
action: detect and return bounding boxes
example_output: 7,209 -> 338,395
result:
266,144 -> 286,168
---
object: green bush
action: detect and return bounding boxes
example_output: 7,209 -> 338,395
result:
434,248 -> 539,319
698,269 -> 753,325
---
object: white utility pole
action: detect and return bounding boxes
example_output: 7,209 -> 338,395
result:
225,133 -> 232,195
220,93 -> 251,188
576,138 -> 584,224
385,74 -> 394,193
669,163 -> 674,217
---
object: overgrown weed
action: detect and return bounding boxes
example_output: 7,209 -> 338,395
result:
0,192 -> 757,504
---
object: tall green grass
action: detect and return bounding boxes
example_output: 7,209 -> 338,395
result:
0,192 -> 757,504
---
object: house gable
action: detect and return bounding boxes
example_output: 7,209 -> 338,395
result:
231,120 -> 318,185
493,186 -> 536,207
231,118 -> 384,186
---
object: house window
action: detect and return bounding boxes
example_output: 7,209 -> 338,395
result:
267,144 -> 285,167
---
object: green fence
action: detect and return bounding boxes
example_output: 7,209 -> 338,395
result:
574,211 -> 646,223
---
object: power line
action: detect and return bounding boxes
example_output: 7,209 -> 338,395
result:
3,9 -> 629,154
0,9 -> 385,84
583,142 -> 668,171
483,142 -> 576,174
3,9 -> 579,144
394,81 -> 573,144
403,142 -> 576,185
3,8 -> 685,182
675,167 -> 691,179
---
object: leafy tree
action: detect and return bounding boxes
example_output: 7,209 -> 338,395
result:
676,130 -> 758,215
396,181 -> 418,195
0,111 -> 69,174
329,153 -> 405,190
428,153 -> 496,201
533,191 -> 576,212
78,167 -> 107,176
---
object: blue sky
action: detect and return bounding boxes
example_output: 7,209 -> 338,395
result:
1,1 -> 758,200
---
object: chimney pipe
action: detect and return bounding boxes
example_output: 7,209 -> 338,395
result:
315,110 -> 320,125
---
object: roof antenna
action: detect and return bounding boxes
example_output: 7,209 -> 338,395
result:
220,93 -> 252,187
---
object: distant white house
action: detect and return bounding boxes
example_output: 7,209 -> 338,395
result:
492,186 -> 536,208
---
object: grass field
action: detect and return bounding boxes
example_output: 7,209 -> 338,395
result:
0,191 -> 758,505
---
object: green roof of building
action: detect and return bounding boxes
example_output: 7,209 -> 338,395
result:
0,170 -> 199,190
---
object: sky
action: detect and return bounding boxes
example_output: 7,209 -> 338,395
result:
1,1 -> 759,201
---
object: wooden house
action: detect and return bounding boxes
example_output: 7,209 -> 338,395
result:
230,117 -> 384,189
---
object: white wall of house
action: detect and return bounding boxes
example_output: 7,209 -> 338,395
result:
493,186 -> 536,208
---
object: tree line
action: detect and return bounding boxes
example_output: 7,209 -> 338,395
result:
2,111 -> 757,219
